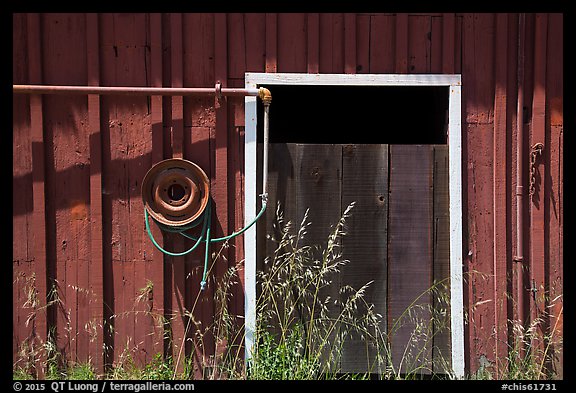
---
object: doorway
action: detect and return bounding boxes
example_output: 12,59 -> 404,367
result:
244,73 -> 464,377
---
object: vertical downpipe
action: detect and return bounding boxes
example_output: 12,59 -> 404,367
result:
262,103 -> 270,200
259,88 -> 272,204
514,13 -> 526,327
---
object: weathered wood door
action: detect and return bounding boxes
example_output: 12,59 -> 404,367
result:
258,143 -> 450,375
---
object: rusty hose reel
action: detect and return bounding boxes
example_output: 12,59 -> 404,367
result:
142,158 -> 212,290
142,87 -> 271,291
142,157 -> 267,291
142,158 -> 211,229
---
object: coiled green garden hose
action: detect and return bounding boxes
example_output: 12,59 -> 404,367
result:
145,196 -> 267,290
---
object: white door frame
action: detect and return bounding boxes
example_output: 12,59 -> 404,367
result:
243,72 -> 464,378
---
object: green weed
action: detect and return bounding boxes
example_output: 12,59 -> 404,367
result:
13,203 -> 562,381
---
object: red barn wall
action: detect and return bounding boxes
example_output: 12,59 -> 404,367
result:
12,13 -> 563,377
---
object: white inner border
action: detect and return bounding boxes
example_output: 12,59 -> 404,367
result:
244,73 -> 464,378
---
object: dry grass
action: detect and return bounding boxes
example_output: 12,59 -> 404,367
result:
13,204 -> 562,380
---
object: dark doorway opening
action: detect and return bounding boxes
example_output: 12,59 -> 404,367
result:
257,85 -> 449,144
255,83 -> 452,376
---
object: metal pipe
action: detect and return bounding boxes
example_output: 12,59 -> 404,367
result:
515,13 -> 526,325
13,84 -> 261,97
14,81 -> 273,219
515,13 -> 526,264
259,89 -> 272,204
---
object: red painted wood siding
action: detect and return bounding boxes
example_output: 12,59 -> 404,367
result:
12,13 -> 563,377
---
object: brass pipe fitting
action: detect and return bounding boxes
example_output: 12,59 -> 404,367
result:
258,87 -> 272,105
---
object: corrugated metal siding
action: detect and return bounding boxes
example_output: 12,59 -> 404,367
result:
12,13 -> 563,377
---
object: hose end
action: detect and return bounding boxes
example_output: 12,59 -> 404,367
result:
200,281 -> 206,291
260,192 -> 269,206
258,87 -> 272,105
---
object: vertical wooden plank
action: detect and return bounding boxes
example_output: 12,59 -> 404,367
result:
277,13 -> 307,73
167,12 -> 187,371
183,13 -> 215,87
319,14 -> 333,73
213,12 -> 230,370
227,13 -> 246,79
395,13 -> 408,73
529,12 -> 547,357
465,124 -> 498,374
546,137 -> 563,379
492,13 -> 509,377
388,145 -> 433,374
432,145 -> 451,373
462,13 -> 476,126
146,11 -> 165,363
332,14 -> 345,73
307,13 -> 319,73
245,13 -> 266,73
182,12 -> 216,377
258,143 -> 299,342
42,13 -> 67,364
99,12 -> 150,366
187,124 -> 213,379
86,12 -> 104,374
227,96 -> 246,361
546,14 -> 562,131
522,14 -> 535,128
71,14 -> 92,364
102,13 -> 123,366
294,144 -> 342,372
442,13 -> 455,74
26,12 -> 48,378
265,13 -> 277,73
454,15 -> 463,74
355,14 -> 370,74
462,13 -> 496,374
100,14 -> 114,368
344,14 -> 356,74
545,12 -> 563,378
430,16 -> 443,74
408,15 -> 431,73
262,143 -> 298,262
171,14 -> 184,160
214,11 -> 229,241
341,144 -> 388,374
12,12 -> 30,367
262,144 -> 343,370
294,144 -> 342,261
42,13 -> 91,364
463,13 -> 495,124
369,14 -> 395,73
120,13 -> 154,367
